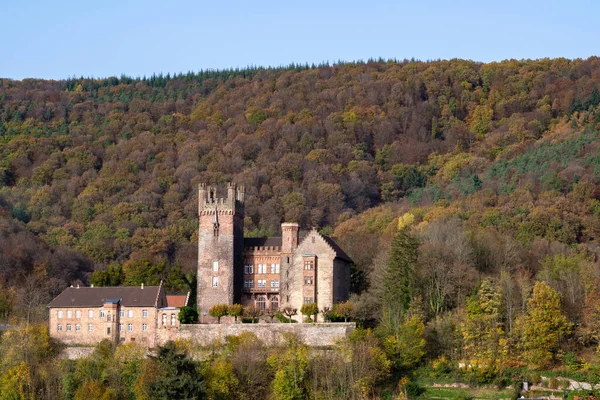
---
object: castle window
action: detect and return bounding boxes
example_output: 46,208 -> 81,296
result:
57,310 -> 63,319
244,279 -> 254,289
213,261 -> 219,272
212,277 -> 219,288
256,296 -> 266,310
304,261 -> 314,270
76,310 -> 81,318
128,310 -> 133,318
57,324 -> 62,332
88,324 -> 93,332
304,276 -> 313,286
107,314 -> 111,322
66,324 -> 72,331
120,310 -> 125,317
271,296 -> 279,310
120,324 -> 124,332
162,314 -> 167,325
107,327 -> 111,335
88,310 -> 93,318
257,279 -> 266,289
75,324 -> 81,332
244,264 -> 254,274
128,324 -> 133,332
67,310 -> 72,318
142,324 -> 148,332
100,310 -> 106,318
257,264 -> 267,274
304,297 -> 313,305
171,314 -> 176,326
270,264 -> 280,274
270,280 -> 279,289
142,310 -> 148,318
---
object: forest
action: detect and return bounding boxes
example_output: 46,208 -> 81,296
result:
2,57 -> 600,398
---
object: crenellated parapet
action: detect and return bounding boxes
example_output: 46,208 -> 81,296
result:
198,183 -> 245,216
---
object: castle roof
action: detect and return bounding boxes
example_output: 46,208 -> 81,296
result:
47,285 -> 162,308
244,237 -> 282,248
166,294 -> 189,308
244,233 -> 353,263
321,235 -> 353,263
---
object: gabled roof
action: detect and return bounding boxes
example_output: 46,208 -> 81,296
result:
47,286 -> 162,308
166,294 -> 189,308
321,235 -> 353,263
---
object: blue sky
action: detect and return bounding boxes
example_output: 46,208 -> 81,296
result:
2,0 -> 599,80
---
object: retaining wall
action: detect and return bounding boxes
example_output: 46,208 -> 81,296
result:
157,322 -> 355,347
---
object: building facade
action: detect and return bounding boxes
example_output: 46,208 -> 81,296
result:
197,183 -> 353,323
47,282 -> 184,346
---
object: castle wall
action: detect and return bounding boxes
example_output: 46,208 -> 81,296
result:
156,322 -> 356,347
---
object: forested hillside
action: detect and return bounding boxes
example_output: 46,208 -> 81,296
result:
3,58 -> 600,398
1,57 -> 600,324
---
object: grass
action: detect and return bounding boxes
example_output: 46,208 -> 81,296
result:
420,386 -> 515,399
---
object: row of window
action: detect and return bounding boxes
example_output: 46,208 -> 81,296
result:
57,309 -> 149,319
255,296 -> 279,310
244,264 -> 280,274
244,279 -> 279,289
57,323 -> 149,332
304,261 -> 314,270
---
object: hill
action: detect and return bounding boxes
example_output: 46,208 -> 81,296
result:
1,57 -> 600,320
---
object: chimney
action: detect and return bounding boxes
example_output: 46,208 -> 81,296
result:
141,283 -> 144,289
281,223 -> 300,253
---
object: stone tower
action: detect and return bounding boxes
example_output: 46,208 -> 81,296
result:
197,183 -> 245,322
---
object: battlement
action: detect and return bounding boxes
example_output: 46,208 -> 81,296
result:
198,183 -> 245,215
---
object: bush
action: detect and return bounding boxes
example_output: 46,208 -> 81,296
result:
178,306 -> 198,324
275,312 -> 297,323
405,382 -> 425,397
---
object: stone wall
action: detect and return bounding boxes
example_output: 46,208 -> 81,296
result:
156,322 -> 355,347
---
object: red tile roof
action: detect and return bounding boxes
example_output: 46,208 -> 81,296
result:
166,294 -> 189,308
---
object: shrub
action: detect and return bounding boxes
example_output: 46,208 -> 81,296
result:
178,306 -> 198,324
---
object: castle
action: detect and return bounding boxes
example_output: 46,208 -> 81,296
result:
197,183 -> 353,323
47,183 -> 353,347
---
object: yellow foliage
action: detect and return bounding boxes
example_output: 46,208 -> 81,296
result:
397,213 -> 415,230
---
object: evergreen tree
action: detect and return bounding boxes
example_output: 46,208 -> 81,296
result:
382,226 -> 420,323
149,341 -> 206,399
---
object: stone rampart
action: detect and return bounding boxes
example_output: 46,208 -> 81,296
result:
157,322 -> 355,347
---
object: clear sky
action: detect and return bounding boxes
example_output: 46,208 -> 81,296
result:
2,0 -> 599,80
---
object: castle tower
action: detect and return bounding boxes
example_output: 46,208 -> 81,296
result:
197,183 -> 245,322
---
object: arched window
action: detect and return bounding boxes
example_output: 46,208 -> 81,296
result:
270,296 -> 279,310
57,310 -> 63,319
171,313 -> 176,326
162,314 -> 167,325
66,310 -> 72,318
256,296 -> 266,311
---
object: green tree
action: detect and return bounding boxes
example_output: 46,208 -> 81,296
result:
521,281 -> 571,368
268,335 -> 309,400
209,304 -> 229,324
382,226 -> 420,327
149,341 -> 205,399
381,315 -> 426,371
460,279 -> 508,374
227,304 -> 244,323
91,264 -> 124,287
178,306 -> 198,324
